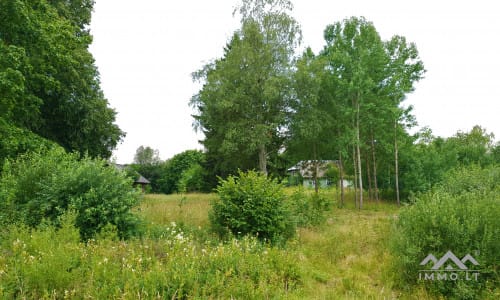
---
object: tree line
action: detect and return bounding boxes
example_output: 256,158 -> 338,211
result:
128,146 -> 207,194
1,0 -> 498,202
190,0 -> 499,204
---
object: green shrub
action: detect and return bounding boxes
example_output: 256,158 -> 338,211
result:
177,163 -> 206,193
391,165 -> 500,299
0,147 -> 141,239
210,170 -> 295,244
288,188 -> 331,227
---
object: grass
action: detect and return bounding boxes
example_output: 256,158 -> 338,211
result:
137,189 -> 435,299
0,188 -> 438,299
137,192 -> 214,228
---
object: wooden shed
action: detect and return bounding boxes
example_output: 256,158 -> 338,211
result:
134,175 -> 150,193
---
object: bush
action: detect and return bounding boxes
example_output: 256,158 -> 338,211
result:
391,165 -> 500,299
210,170 -> 295,244
0,147 -> 141,239
287,188 -> 331,227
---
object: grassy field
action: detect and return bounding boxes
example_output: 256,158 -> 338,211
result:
137,190 -> 433,299
1,188 -> 440,299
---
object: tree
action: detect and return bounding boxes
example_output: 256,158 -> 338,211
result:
191,0 -> 301,176
158,150 -> 206,194
287,49 -> 334,194
321,17 -> 389,209
0,0 -> 123,158
317,17 -> 425,207
133,146 -> 161,165
449,125 -> 495,166
383,35 -> 425,204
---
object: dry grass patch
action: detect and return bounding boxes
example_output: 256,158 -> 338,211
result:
137,193 -> 214,228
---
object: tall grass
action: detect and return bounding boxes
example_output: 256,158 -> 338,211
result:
137,191 -> 429,299
0,213 -> 300,299
138,193 -> 213,228
0,189 -> 440,299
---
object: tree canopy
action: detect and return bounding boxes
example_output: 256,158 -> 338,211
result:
0,0 -> 123,160
191,0 -> 301,176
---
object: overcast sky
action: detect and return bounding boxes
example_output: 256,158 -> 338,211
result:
89,0 -> 500,164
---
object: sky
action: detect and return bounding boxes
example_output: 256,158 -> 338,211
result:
89,0 -> 500,164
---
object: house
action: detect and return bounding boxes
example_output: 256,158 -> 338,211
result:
287,160 -> 338,189
133,175 -> 151,193
114,164 -> 151,192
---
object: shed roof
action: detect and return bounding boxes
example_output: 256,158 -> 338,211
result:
135,175 -> 150,184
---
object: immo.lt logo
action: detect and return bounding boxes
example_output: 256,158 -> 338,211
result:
419,250 -> 480,281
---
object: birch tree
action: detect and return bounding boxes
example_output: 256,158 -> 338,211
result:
191,0 -> 300,175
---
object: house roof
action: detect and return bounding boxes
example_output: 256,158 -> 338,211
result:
135,175 -> 150,184
287,160 -> 338,179
111,164 -> 151,184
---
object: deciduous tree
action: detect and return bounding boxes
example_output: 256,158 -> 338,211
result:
191,0 -> 300,176
0,0 -> 123,158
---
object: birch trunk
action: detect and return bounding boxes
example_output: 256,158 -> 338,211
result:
258,144 -> 267,176
394,120 -> 400,206
339,151 -> 345,207
371,132 -> 379,202
356,101 -> 363,210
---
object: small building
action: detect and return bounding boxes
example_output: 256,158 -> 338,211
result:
287,160 -> 353,189
287,160 -> 338,189
134,175 -> 151,193
113,163 -> 151,192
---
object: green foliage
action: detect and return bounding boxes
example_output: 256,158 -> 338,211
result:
287,49 -> 336,173
211,170 -> 295,244
0,118 -> 56,173
391,165 -> 500,299
395,126 -> 498,199
0,147 -> 141,240
0,0 -> 123,158
129,149 -> 206,194
160,149 -> 206,194
177,163 -> 206,193
287,188 -> 332,227
133,145 -> 160,165
191,0 -> 301,175
0,219 -> 301,299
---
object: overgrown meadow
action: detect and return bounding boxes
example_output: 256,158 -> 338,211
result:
0,151 -> 498,299
3,189 -> 496,299
0,190 -> 401,299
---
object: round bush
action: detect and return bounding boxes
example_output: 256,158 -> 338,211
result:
210,170 -> 294,244
0,147 -> 141,239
